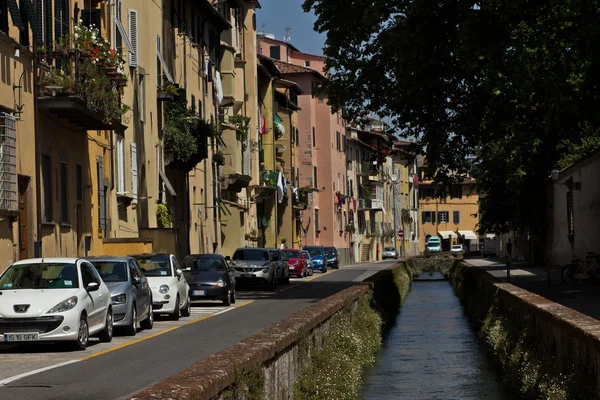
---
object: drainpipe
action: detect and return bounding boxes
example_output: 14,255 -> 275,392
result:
34,37 -> 42,257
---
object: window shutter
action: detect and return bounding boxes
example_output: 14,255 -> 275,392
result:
22,0 -> 41,44
45,0 -> 52,49
131,142 -> 138,200
156,145 -> 164,202
128,9 -> 138,67
97,157 -> 105,232
7,0 -> 25,31
116,136 -> 125,193
115,0 -> 122,50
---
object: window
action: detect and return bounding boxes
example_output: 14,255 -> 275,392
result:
116,135 -> 125,194
0,0 -> 8,33
138,69 -> 145,121
129,9 -> 139,67
336,131 -> 340,151
76,164 -> 83,202
269,45 -> 280,60
422,211 -> 435,224
358,211 -> 366,232
54,0 -> 69,42
313,166 -> 318,189
60,162 -> 68,223
97,156 -> 106,233
19,0 -> 29,46
42,154 -> 52,222
209,28 -> 219,66
315,209 -> 320,232
157,145 -> 165,202
0,113 -> 17,212
450,185 -> 462,199
349,179 -> 354,197
115,0 -> 123,51
312,127 -> 316,147
305,60 -> 310,67
419,187 -> 435,199
438,211 -> 449,223
338,211 -> 343,231
131,142 -> 138,201
453,210 -> 460,225
567,191 -> 574,239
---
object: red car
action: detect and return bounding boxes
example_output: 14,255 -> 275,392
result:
281,249 -> 307,278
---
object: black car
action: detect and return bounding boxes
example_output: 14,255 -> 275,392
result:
181,254 -> 236,306
324,247 -> 340,269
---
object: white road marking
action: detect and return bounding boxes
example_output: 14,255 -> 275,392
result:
0,360 -> 81,387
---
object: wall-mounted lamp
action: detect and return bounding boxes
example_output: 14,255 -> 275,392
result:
551,169 -> 581,190
13,48 -> 19,58
45,85 -> 64,97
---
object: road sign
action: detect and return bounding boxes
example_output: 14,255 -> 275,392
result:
398,229 -> 404,238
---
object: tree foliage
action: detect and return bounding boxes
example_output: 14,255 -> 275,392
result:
303,0 -> 600,234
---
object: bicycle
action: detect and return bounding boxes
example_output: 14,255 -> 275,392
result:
561,252 -> 600,285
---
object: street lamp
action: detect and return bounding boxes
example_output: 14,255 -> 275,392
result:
550,168 -> 581,190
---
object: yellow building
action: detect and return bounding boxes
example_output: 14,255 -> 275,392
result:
418,174 -> 479,252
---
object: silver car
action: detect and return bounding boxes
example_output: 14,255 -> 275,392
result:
267,248 -> 290,284
382,247 -> 400,259
228,248 -> 279,290
301,250 -> 315,276
88,256 -> 153,335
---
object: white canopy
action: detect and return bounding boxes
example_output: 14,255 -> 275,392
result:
459,230 -> 478,240
438,231 -> 457,239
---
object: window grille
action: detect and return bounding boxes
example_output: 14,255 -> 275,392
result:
0,113 -> 18,212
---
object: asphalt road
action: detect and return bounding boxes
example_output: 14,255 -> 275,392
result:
0,261 -> 394,400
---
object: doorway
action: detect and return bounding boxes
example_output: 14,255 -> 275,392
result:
18,176 -> 30,260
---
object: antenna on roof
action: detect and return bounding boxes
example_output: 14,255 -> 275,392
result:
284,26 -> 291,42
257,23 -> 266,37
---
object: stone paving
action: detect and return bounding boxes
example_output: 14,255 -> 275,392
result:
466,256 -> 600,321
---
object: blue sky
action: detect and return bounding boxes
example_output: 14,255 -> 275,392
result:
256,0 -> 325,56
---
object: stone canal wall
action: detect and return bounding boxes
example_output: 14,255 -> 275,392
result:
450,262 -> 599,399
130,264 -> 411,400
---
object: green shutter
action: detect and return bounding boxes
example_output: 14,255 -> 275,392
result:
22,0 -> 40,44
45,0 -> 52,49
7,0 -> 25,30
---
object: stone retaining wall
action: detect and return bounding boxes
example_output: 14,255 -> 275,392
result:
130,283 -> 373,400
452,264 -> 600,398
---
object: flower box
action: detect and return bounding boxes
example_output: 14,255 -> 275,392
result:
157,91 -> 175,101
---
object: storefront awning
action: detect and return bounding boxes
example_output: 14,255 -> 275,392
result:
438,231 -> 457,239
459,230 -> 478,240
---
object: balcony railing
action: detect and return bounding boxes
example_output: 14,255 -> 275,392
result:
358,161 -> 379,176
260,170 -> 278,188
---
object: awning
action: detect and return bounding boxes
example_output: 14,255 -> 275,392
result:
484,233 -> 496,239
159,169 -> 176,196
459,230 -> 478,240
438,231 -> 457,239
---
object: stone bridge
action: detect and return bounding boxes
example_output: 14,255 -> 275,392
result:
406,254 -> 460,280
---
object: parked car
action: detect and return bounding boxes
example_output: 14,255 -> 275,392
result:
0,258 -> 113,350
324,247 -> 340,269
130,253 -> 191,320
267,248 -> 290,284
382,247 -> 399,259
182,254 -> 236,306
281,249 -> 307,278
451,244 -> 466,257
301,251 -> 315,276
303,246 -> 327,273
88,256 -> 153,335
229,248 -> 279,290
426,237 -> 442,253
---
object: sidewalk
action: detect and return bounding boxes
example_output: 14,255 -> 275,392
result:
466,256 -> 600,321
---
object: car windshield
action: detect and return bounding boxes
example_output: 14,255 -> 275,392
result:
183,257 -> 226,272
305,248 -> 324,257
233,249 -> 269,261
325,249 -> 336,257
91,262 -> 128,282
281,250 -> 301,260
384,247 -> 396,251
427,243 -> 439,248
0,263 -> 79,289
133,255 -> 172,277
452,245 -> 463,250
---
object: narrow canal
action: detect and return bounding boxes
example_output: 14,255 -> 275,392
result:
361,278 -> 515,400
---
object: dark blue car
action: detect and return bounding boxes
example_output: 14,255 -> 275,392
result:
303,246 -> 328,273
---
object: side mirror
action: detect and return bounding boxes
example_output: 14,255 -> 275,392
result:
224,256 -> 231,261
87,282 -> 100,292
132,276 -> 142,285
176,269 -> 183,276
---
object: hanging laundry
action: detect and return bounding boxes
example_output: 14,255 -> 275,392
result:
277,172 -> 284,203
353,198 -> 357,212
214,71 -> 223,105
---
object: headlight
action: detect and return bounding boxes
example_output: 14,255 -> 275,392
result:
262,268 -> 270,273
159,285 -> 169,294
294,261 -> 300,266
213,278 -> 226,288
111,294 -> 127,304
47,296 -> 78,313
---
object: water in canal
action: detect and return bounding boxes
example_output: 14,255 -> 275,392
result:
360,278 -> 515,400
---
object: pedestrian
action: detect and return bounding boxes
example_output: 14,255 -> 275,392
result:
506,239 -> 513,260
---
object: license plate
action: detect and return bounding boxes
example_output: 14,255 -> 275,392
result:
192,290 -> 206,296
243,273 -> 255,278
3,333 -> 39,342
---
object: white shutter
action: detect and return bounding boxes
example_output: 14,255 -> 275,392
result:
131,142 -> 138,201
115,0 -> 133,53
128,10 -> 138,67
116,135 -> 125,193
156,34 -> 174,83
156,145 -> 164,202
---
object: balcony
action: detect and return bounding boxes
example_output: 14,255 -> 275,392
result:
37,25 -> 128,131
221,125 -> 251,192
219,45 -> 243,107
357,161 -> 379,176
358,182 -> 384,210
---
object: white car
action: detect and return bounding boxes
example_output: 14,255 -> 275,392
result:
130,253 -> 191,320
0,258 -> 113,350
451,244 -> 466,255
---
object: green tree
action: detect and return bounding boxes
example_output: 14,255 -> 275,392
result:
303,0 -> 600,234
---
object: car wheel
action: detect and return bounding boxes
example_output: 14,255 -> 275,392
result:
73,314 -> 89,351
323,266 -> 328,273
98,308 -> 113,343
124,303 -> 137,336
309,268 -> 313,276
231,289 -> 236,304
181,294 -> 191,317
140,303 -> 154,330
223,289 -> 232,306
269,274 -> 277,291
170,295 -> 181,321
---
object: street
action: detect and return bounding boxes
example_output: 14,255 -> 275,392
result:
0,261 -> 395,400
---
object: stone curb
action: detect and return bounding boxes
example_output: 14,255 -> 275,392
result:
130,282 -> 372,400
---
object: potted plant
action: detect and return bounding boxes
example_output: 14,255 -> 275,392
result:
156,203 -> 173,228
344,222 -> 356,234
212,151 -> 225,166
246,228 -> 259,241
158,83 -> 179,101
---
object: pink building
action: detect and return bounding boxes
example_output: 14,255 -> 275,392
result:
259,36 -> 350,264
